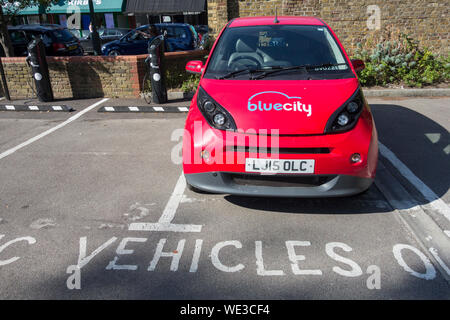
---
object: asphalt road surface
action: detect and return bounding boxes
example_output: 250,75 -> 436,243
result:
0,96 -> 449,299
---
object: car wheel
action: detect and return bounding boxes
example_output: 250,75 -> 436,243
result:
108,50 -> 120,56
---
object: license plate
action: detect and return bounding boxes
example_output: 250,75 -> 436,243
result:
68,45 -> 77,50
245,158 -> 315,174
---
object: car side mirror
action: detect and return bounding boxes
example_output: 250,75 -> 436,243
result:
186,60 -> 204,74
351,59 -> 365,72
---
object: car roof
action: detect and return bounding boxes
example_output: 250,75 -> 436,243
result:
98,27 -> 130,31
228,16 -> 325,28
138,23 -> 191,29
9,24 -> 66,32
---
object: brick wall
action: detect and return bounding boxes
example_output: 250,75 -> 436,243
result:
207,0 -> 229,35
0,50 -> 208,100
207,0 -> 449,55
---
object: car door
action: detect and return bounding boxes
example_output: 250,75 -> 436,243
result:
80,33 -> 94,53
170,26 -> 193,51
100,29 -> 115,44
125,30 -> 149,55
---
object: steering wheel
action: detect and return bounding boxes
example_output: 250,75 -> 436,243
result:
228,55 -> 261,70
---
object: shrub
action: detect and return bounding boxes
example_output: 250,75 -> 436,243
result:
353,33 -> 449,87
181,74 -> 200,93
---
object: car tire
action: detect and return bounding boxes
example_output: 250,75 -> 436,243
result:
108,50 -> 120,56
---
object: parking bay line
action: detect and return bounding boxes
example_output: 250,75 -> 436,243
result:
128,174 -> 203,233
0,98 -> 109,161
375,161 -> 450,283
379,142 -> 450,223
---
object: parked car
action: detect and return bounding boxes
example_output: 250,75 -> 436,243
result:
194,25 -> 208,35
2,24 -> 83,57
0,28 -> 29,57
68,28 -> 84,39
101,23 -> 198,56
182,16 -> 378,197
76,28 -> 130,54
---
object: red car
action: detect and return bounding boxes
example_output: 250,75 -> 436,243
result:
183,16 -> 378,197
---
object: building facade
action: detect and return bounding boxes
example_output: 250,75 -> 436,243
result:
206,0 -> 449,55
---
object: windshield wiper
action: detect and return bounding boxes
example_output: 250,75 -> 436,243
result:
253,63 -> 347,80
217,66 -> 296,80
216,68 -> 263,80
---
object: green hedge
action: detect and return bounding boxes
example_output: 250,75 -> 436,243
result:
353,34 -> 450,87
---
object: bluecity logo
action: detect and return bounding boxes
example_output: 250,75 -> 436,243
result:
247,91 -> 312,116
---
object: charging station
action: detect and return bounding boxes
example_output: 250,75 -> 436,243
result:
26,38 -> 53,102
148,35 -> 168,104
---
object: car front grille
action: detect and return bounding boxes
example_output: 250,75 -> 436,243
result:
229,173 -> 336,187
225,146 -> 331,154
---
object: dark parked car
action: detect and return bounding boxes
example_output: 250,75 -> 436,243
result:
194,25 -> 208,35
1,24 -> 83,57
75,28 -> 130,54
101,23 -> 198,56
0,28 -> 29,56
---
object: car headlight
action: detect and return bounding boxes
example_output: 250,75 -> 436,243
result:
324,87 -> 365,133
197,86 -> 237,131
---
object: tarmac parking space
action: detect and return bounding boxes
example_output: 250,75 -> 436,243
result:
0,96 -> 448,299
0,98 -> 102,155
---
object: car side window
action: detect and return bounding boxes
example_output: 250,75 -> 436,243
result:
42,33 -> 52,46
174,27 -> 188,39
9,31 -> 27,44
27,31 -> 51,46
130,31 -> 138,40
162,27 -> 176,38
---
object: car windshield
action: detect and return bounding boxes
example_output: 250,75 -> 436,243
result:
52,29 -> 76,42
205,25 -> 352,80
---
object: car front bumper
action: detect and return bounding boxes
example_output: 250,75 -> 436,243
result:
185,172 -> 373,198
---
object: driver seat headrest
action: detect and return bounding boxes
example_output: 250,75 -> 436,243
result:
235,37 -> 257,52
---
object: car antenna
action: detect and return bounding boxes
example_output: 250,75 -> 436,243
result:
274,8 -> 280,23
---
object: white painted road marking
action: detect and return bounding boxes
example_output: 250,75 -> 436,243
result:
28,105 -> 39,111
429,247 -> 450,277
153,107 -> 164,111
5,105 -> 14,110
0,98 -> 109,161
0,234 -> 37,266
178,107 -> 189,112
52,106 -> 62,111
379,142 -> 450,222
128,107 -> 139,112
128,174 -> 202,232
104,106 -> 115,112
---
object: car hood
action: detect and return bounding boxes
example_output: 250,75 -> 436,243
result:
200,78 -> 359,135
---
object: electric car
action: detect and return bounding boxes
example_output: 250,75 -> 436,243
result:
182,16 -> 378,197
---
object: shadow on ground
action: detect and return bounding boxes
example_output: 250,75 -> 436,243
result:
371,103 -> 449,203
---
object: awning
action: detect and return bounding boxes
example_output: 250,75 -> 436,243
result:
13,0 -> 126,16
125,0 -> 206,14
